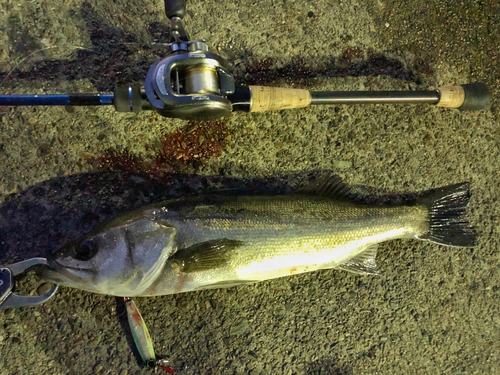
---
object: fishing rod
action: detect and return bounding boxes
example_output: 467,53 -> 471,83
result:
0,0 -> 491,120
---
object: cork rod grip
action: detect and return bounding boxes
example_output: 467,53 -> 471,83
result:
436,86 -> 465,108
249,86 -> 311,112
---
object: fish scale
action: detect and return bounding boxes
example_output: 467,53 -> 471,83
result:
144,195 -> 429,295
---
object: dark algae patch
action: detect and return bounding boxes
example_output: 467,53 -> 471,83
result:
96,118 -> 232,174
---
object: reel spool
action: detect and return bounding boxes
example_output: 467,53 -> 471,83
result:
185,66 -> 219,95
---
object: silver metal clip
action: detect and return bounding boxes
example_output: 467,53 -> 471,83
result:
0,258 -> 58,309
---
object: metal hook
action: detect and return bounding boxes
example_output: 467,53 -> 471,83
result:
0,258 -> 58,309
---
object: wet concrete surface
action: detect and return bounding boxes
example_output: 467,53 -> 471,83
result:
0,0 -> 499,374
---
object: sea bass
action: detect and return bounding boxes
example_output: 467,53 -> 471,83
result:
42,175 -> 476,297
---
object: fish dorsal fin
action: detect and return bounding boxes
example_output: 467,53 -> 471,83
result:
338,244 -> 379,275
170,239 -> 244,273
298,173 -> 352,200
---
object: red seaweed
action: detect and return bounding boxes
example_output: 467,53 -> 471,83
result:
95,118 -> 231,175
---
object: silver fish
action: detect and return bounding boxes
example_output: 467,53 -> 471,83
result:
42,175 -> 476,297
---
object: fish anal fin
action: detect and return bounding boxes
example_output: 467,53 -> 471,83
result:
171,239 -> 244,273
196,280 -> 258,290
298,173 -> 352,200
338,244 -> 379,275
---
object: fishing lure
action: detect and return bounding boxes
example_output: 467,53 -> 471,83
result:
124,297 -> 177,373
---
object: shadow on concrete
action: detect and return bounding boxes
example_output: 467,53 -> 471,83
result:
0,2 -> 429,93
0,171 -> 309,264
0,170 -> 421,266
1,2 -> 168,91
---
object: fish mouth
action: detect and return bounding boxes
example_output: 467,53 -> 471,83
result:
42,259 -> 91,286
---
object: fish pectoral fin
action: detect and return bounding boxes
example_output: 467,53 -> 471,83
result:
337,244 -> 379,275
170,239 -> 244,273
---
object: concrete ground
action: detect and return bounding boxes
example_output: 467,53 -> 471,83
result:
0,0 -> 499,374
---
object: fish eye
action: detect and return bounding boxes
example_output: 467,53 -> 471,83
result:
75,240 -> 99,261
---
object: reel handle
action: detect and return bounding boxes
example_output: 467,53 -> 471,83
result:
164,0 -> 187,19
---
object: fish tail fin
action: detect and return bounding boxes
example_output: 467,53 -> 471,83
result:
417,182 -> 476,247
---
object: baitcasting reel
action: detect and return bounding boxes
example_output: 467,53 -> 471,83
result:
0,0 -> 491,119
119,0 -> 236,120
